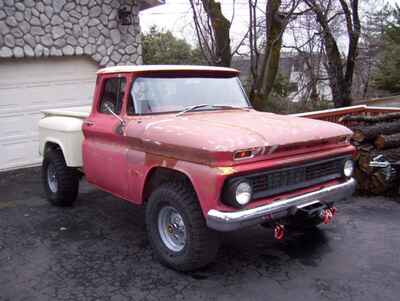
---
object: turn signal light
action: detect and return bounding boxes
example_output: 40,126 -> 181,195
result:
338,135 -> 351,144
234,150 -> 253,160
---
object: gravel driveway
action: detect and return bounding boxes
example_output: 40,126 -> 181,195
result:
1,167 -> 400,301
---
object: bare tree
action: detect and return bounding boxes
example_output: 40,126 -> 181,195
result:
248,0 -> 302,110
190,0 -> 361,111
353,2 -> 390,99
284,8 -> 329,105
189,0 -> 301,110
188,0 -> 232,66
304,0 -> 361,107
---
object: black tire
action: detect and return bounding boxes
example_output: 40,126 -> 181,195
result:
42,149 -> 79,206
145,181 -> 220,271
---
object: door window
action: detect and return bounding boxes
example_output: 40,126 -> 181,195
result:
98,77 -> 126,114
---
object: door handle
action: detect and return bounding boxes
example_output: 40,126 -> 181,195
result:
84,120 -> 95,126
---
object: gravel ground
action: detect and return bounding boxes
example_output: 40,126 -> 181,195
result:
1,167 -> 400,301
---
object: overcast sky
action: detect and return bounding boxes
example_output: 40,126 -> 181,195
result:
140,0 -> 400,48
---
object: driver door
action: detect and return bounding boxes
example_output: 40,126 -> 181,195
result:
82,75 -> 129,199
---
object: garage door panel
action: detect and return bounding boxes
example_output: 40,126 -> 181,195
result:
0,113 -> 42,140
0,103 -> 19,115
0,91 -> 92,117
28,112 -> 43,137
0,56 -> 98,171
1,81 -> 93,110
0,114 -> 30,140
0,90 -> 20,112
0,139 -> 40,170
0,89 -> 37,113
29,82 -> 93,102
0,57 -> 96,82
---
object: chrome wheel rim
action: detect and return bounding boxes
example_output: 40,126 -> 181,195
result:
47,163 -> 58,193
158,206 -> 186,252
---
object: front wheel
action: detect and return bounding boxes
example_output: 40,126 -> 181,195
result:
145,182 -> 220,271
42,149 -> 79,206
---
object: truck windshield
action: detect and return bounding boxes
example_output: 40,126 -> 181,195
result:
130,76 -> 250,114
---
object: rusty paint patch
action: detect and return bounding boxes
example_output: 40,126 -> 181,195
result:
144,152 -> 178,169
216,167 -> 237,175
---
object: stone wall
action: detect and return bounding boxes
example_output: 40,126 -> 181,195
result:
0,0 -> 142,66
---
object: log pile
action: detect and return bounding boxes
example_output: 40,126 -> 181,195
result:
345,114 -> 400,195
375,133 -> 400,150
352,122 -> 400,143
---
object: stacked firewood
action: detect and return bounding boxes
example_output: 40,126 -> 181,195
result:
340,113 -> 400,194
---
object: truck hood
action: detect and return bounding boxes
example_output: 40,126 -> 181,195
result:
127,110 -> 353,165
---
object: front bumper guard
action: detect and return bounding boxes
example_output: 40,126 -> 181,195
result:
206,178 -> 356,231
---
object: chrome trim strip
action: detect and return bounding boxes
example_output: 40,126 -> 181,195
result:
296,200 -> 321,209
206,178 -> 356,231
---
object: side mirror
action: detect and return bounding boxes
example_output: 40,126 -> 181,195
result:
104,103 -> 126,127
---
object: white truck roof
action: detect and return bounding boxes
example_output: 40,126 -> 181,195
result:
97,65 -> 240,75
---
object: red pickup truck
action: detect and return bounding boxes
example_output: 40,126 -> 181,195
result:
39,65 -> 356,271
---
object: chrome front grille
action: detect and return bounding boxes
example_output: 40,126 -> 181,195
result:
247,157 -> 345,200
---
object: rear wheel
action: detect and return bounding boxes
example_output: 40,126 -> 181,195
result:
42,149 -> 79,206
146,182 -> 220,271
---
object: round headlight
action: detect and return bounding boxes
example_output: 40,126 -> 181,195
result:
235,181 -> 252,206
343,160 -> 354,177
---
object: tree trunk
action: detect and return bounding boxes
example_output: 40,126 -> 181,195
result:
306,0 -> 360,108
322,31 -> 350,107
201,0 -> 231,67
250,0 -> 285,110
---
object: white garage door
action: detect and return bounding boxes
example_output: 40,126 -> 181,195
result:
0,57 -> 98,171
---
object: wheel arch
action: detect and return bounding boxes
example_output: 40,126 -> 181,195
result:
42,139 -> 67,161
41,136 -> 83,167
142,166 -> 200,206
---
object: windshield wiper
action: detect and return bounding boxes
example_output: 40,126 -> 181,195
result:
176,104 -> 210,116
176,104 -> 248,117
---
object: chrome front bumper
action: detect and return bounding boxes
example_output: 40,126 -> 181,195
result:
206,178 -> 356,231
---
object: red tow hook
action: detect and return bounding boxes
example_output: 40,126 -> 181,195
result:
274,224 -> 285,240
330,207 -> 337,217
322,207 -> 337,224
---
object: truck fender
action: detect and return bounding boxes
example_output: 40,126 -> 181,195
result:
39,116 -> 85,167
140,164 -> 221,217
